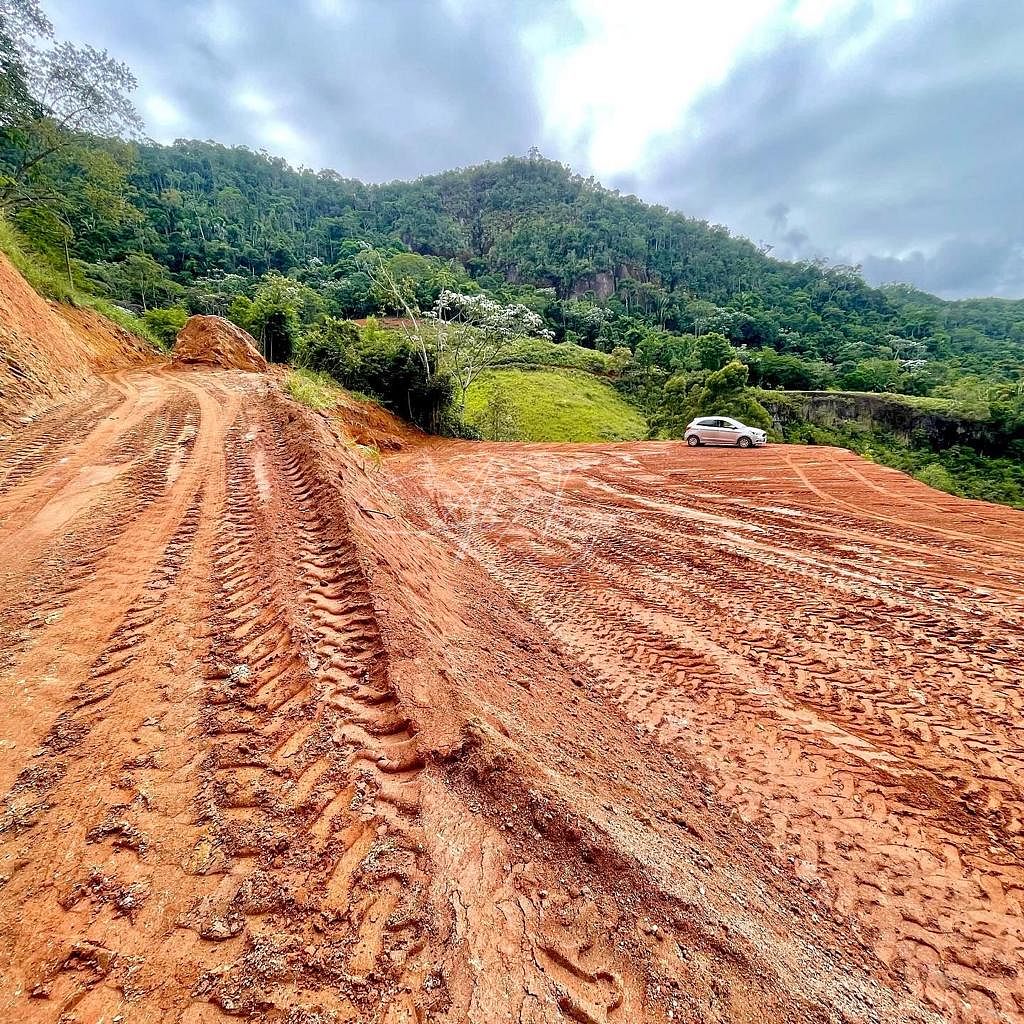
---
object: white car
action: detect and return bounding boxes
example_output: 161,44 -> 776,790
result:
684,416 -> 767,448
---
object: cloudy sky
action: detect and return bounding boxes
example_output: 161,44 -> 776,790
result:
46,0 -> 1024,299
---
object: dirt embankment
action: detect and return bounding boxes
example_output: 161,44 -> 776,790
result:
0,252 -> 158,428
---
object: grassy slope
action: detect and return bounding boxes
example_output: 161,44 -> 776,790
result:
465,367 -> 647,442
285,368 -> 344,410
0,219 -> 164,350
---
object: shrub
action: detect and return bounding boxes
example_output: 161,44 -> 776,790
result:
493,337 -> 612,374
295,317 -> 457,434
914,463 -> 958,494
295,317 -> 361,379
658,360 -> 772,436
142,306 -> 189,348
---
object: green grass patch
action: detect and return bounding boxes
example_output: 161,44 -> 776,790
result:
465,368 -> 647,442
0,217 -> 77,303
285,369 -> 383,469
285,368 -> 344,411
494,337 -> 612,374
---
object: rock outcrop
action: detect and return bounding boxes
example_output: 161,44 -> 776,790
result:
762,389 -> 1006,453
172,315 -> 268,373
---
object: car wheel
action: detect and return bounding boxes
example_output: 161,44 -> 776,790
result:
737,436 -> 753,449
686,435 -> 701,447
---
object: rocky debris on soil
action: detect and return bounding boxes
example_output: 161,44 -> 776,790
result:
172,315 -> 268,373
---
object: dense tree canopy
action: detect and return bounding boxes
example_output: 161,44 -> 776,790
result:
8,138 -> 1010,397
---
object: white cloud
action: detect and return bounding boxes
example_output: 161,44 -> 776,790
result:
533,0 -> 781,173
532,0 -> 925,177
235,89 -> 276,116
261,120 -> 310,162
143,94 -> 184,133
200,0 -> 246,46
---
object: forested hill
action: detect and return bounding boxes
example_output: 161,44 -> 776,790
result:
129,143 -> 774,303
61,141 -> 1023,382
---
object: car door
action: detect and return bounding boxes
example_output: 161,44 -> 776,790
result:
701,418 -> 726,444
695,418 -> 719,443
716,418 -> 740,444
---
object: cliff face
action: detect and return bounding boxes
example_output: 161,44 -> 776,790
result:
762,390 -> 1001,453
569,270 -> 616,300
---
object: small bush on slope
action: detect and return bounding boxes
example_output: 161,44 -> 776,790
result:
914,463 -> 957,494
285,369 -> 343,411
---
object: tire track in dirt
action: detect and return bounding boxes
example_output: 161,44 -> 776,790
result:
0,473 -> 213,1022
0,368 -> 241,793
0,373 -> 998,1024
0,369 -> 169,527
269,402 -> 926,1024
0,381 -> 124,494
593,460 -> 1024,603
395,441 -> 1024,1024
827,451 -> 1024,547
780,449 -> 1024,575
182,412 -> 442,1021
0,368 -> 260,1023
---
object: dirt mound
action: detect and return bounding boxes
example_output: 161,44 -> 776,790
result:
0,252 -> 154,428
172,315 -> 268,372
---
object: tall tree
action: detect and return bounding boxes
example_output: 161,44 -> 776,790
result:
0,0 -> 142,213
430,289 -> 551,408
0,0 -> 46,130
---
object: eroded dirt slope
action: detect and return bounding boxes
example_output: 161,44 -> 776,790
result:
0,363 -> 1020,1024
0,253 -> 157,428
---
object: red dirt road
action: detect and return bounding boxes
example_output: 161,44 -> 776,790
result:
0,365 -> 1021,1024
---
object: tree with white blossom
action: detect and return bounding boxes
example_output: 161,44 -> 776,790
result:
429,289 -> 552,408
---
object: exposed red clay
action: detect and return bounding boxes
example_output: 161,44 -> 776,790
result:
172,315 -> 268,373
0,252 -> 156,429
0,363 -> 1021,1024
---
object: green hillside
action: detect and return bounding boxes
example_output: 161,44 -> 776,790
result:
465,368 -> 647,442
